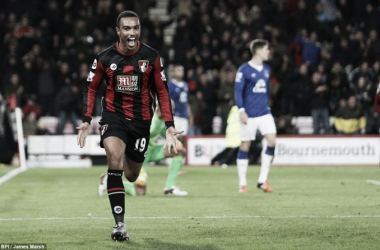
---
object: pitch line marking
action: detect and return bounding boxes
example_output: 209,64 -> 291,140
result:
1,215 -> 380,221
366,180 -> 380,185
0,167 -> 27,186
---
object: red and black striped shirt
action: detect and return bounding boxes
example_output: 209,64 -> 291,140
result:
83,41 -> 174,128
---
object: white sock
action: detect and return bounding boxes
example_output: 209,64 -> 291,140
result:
258,153 -> 273,184
237,159 -> 248,186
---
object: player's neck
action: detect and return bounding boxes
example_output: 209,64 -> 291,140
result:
173,77 -> 182,83
249,57 -> 263,66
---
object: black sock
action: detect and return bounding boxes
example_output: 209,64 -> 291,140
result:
107,169 -> 125,224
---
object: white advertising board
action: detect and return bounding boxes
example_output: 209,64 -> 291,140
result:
273,136 -> 380,165
186,136 -> 227,165
28,135 -> 380,166
28,135 -> 105,155
186,136 -> 380,166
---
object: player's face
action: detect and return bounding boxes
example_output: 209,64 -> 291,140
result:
173,66 -> 184,79
257,45 -> 270,61
116,17 -> 141,52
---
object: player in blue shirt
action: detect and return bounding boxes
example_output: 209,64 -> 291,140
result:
234,39 -> 277,193
166,65 -> 193,195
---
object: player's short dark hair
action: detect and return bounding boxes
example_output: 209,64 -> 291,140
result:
116,11 -> 139,28
249,39 -> 269,55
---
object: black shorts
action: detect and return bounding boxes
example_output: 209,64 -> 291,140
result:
99,112 -> 151,163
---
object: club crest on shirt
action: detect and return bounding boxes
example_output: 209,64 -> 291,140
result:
138,60 -> 149,72
264,70 -> 269,78
100,124 -> 108,136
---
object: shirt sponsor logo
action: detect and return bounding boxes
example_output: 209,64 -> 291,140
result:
87,71 -> 95,82
92,59 -> 97,69
253,79 -> 267,93
138,60 -> 149,72
110,63 -> 117,70
115,74 -> 140,92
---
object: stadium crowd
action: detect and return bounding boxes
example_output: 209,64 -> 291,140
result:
1,0 -> 380,135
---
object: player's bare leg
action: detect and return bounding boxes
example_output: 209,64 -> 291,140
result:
237,141 -> 251,193
103,137 -> 129,241
257,133 -> 276,192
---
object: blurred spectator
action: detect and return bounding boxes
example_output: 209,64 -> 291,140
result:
277,59 -> 296,115
37,60 -> 55,116
22,110 -> 38,136
348,30 -> 366,67
372,61 -> 380,81
295,30 -> 322,67
362,4 -> 379,34
294,0 -> 315,31
188,90 -> 205,135
35,120 -> 51,136
327,61 -> 350,115
293,64 -> 313,116
22,94 -> 40,118
175,0 -> 195,18
55,84 -> 81,135
349,61 -> 376,89
276,115 -> 298,134
13,16 -> 34,40
334,96 -> 366,134
354,77 -> 376,133
2,74 -> 24,105
219,59 -> 237,85
20,60 -> 38,100
197,71 -> 218,134
310,71 -> 330,134
366,30 -> 380,65
217,71 -> 235,133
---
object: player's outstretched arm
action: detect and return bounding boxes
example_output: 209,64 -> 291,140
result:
164,126 -> 184,154
77,122 -> 91,148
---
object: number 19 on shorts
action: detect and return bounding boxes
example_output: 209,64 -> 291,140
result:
135,138 -> 146,152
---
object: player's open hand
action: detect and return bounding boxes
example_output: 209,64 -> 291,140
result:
77,122 -> 90,148
239,110 -> 248,124
164,126 -> 184,154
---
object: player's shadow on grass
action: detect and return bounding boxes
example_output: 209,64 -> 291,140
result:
138,237 -> 220,250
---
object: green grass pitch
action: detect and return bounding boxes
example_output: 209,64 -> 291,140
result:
0,165 -> 379,250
